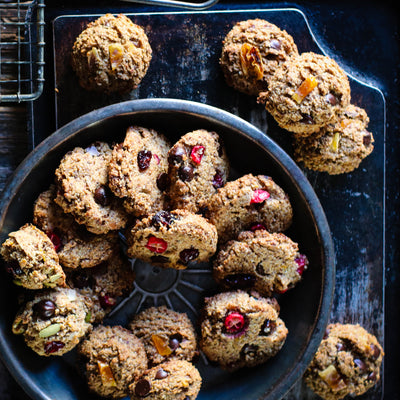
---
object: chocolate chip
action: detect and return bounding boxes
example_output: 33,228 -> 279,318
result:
85,145 -> 100,156
336,342 -> 346,352
33,300 -> 56,320
137,150 -> 152,172
71,271 -> 94,289
300,114 -> 315,125
255,262 -> 267,276
168,146 -> 186,164
323,328 -> 330,340
260,319 -> 276,336
155,368 -> 168,380
179,248 -> 199,264
370,344 -> 381,360
156,172 -> 169,191
94,185 -> 110,206
150,255 -> 169,264
325,93 -> 338,105
354,358 -> 367,372
223,273 -> 256,289
368,371 -> 377,382
151,211 -> 175,229
6,260 -> 23,276
135,379 -> 151,397
240,344 -> 258,359
169,333 -> 182,352
270,39 -> 281,50
178,165 -> 194,182
363,132 -> 372,147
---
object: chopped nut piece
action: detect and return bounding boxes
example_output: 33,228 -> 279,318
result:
240,43 -> 264,80
151,334 -> 172,356
292,76 -> 318,103
331,132 -> 341,152
318,365 -> 347,392
109,43 -> 124,70
97,361 -> 117,387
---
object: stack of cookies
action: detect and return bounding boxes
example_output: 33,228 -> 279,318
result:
220,19 -> 374,175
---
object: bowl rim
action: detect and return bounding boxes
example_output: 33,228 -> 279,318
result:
0,98 -> 335,400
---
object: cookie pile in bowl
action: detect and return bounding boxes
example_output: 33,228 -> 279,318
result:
0,99 -> 334,400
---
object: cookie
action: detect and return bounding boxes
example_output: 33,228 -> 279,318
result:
293,105 -> 374,174
258,52 -> 351,135
33,185 -> 118,269
213,230 -> 308,296
220,19 -> 298,96
126,209 -> 218,270
67,250 -> 135,322
129,359 -> 201,400
200,290 -> 288,370
78,325 -> 148,399
54,142 -> 128,235
71,13 -> 152,93
129,306 -> 197,366
1,223 -> 65,290
304,323 -> 384,400
12,287 -> 92,356
166,129 -> 229,213
205,174 -> 293,243
108,126 -> 171,216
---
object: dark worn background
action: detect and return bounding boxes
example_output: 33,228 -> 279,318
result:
0,1 -> 399,399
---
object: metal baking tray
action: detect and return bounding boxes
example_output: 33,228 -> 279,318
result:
52,8 -> 385,399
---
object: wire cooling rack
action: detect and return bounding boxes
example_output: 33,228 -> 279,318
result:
0,0 -> 44,102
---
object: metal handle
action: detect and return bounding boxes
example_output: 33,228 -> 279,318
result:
120,0 -> 219,11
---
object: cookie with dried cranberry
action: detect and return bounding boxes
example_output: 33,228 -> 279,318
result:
214,230 -> 308,296
200,290 -> 288,370
205,174 -> 292,243
293,105 -> 374,174
166,129 -> 229,213
258,52 -> 351,135
78,325 -> 148,399
71,13 -> 152,93
12,287 -> 93,356
129,306 -> 197,366
129,359 -> 201,400
67,250 -> 135,322
109,126 -> 171,216
126,209 -> 218,270
33,185 -> 118,269
304,323 -> 384,400
220,19 -> 298,96
1,223 -> 66,290
55,142 -> 128,235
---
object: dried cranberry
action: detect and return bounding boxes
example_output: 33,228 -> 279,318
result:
153,154 -> 160,165
224,312 -> 246,335
33,300 -> 56,320
6,260 -> 23,276
295,254 -> 308,275
260,319 -> 276,336
135,379 -> 151,397
212,172 -> 224,189
250,189 -> 270,204
151,211 -> 175,229
190,145 -> 205,164
223,273 -> 255,289
145,236 -> 168,253
94,185 -> 110,206
156,172 -> 169,191
44,341 -> 65,354
47,230 -> 62,252
249,223 -> 266,231
178,165 -> 194,182
137,150 -> 152,172
300,114 -> 315,125
276,288 -> 288,294
150,255 -> 169,264
168,146 -> 186,164
179,248 -> 199,264
99,294 -> 116,308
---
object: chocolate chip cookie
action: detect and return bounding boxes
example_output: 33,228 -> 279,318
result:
206,174 -> 293,243
129,306 -> 197,366
220,19 -> 298,96
55,142 -> 128,235
293,104 -> 374,174
126,209 -> 218,270
12,287 -> 93,356
200,290 -> 288,370
258,52 -> 351,135
304,323 -> 384,400
166,129 -> 229,213
33,185 -> 118,269
109,126 -> 171,216
129,360 -> 202,400
1,223 -> 65,290
78,325 -> 148,399
213,229 -> 308,296
71,13 -> 152,93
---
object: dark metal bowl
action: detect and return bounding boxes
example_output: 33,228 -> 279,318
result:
0,99 -> 334,400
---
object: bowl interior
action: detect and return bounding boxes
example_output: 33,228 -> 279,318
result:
0,99 -> 334,400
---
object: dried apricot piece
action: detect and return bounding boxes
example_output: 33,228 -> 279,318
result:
318,365 -> 347,392
292,76 -> 318,103
151,334 -> 172,356
240,43 -> 264,80
109,43 -> 124,70
97,361 -> 117,387
331,132 -> 341,152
